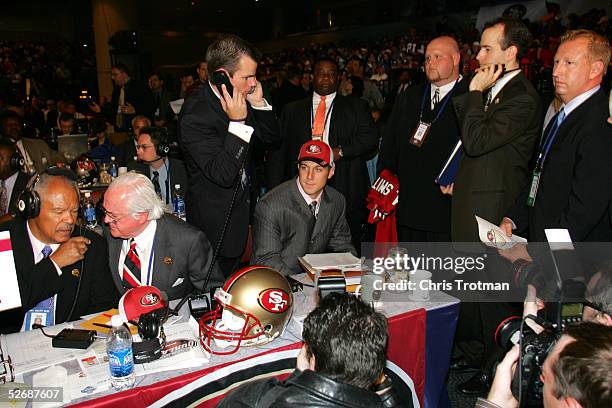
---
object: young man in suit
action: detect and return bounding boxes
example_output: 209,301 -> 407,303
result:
102,172 -> 223,301
449,17 -> 542,242
379,36 -> 468,242
252,140 -> 355,276
501,29 -> 612,243
0,139 -> 28,216
116,115 -> 151,167
0,169 -> 119,333
130,126 -> 188,209
179,35 -> 279,277
269,58 -> 378,247
449,18 -> 542,395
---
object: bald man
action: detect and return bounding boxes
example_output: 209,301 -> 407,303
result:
379,36 -> 469,242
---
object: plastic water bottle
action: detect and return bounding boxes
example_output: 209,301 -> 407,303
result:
109,156 -> 118,179
107,315 -> 135,391
82,192 -> 97,229
173,184 -> 186,221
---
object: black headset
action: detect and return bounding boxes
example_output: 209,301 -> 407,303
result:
17,167 -> 78,219
10,150 -> 24,171
140,126 -> 170,159
129,307 -> 168,364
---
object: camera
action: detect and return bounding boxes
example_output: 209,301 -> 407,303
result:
495,274 -> 586,407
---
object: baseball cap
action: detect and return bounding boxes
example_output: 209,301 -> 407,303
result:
118,285 -> 167,323
297,140 -> 333,167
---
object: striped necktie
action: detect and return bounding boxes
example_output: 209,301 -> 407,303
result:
122,239 -> 141,289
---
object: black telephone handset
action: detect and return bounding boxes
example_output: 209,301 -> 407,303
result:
211,70 -> 234,97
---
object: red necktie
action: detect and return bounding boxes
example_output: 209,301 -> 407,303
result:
122,239 -> 141,289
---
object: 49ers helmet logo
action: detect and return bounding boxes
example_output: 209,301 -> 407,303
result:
258,289 -> 290,313
140,292 -> 161,307
306,144 -> 322,154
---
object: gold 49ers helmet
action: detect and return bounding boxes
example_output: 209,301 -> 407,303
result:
199,266 -> 293,355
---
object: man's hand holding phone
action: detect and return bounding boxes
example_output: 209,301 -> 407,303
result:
246,80 -> 265,108
220,83 -> 247,121
469,64 -> 504,92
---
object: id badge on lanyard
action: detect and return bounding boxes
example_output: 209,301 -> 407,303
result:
410,121 -> 431,147
526,169 -> 541,207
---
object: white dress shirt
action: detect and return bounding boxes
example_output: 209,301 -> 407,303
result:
118,220 -> 157,286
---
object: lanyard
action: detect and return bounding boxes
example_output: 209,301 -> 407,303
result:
418,79 -> 458,124
535,112 -> 564,170
310,98 -> 336,134
146,242 -> 155,286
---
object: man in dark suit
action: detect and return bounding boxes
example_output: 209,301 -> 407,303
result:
449,18 -> 542,395
102,172 -> 223,300
449,17 -> 541,242
129,126 -> 188,209
116,115 -> 151,167
148,72 -> 173,128
110,63 -> 155,132
179,35 -> 280,277
0,139 -> 28,216
501,29 -> 612,244
379,36 -> 468,242
269,58 -> 378,246
271,65 -> 307,117
0,169 -> 119,333
252,140 -> 355,276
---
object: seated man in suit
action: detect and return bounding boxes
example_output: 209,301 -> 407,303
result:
0,139 -> 28,216
1,111 -> 65,173
116,115 -> 151,167
102,172 -> 223,300
129,126 -> 188,209
0,168 -> 119,334
252,140 -> 356,276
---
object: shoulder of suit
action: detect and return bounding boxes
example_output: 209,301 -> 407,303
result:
506,74 -> 539,98
158,214 -> 202,237
259,180 -> 295,204
284,96 -> 311,112
322,185 -> 345,203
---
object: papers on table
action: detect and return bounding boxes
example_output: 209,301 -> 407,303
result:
0,231 -> 22,312
476,215 -> 527,249
298,253 -> 363,287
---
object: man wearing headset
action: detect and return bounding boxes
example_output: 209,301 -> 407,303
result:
130,126 -> 188,208
0,168 -> 119,334
0,139 -> 28,216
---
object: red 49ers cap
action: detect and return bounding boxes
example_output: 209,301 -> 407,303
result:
297,140 -> 333,167
118,285 -> 167,323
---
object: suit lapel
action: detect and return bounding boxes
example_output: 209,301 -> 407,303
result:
328,95 -> 343,146
105,228 -> 125,292
486,74 -> 523,115
152,217 -> 173,290
311,188 -> 331,240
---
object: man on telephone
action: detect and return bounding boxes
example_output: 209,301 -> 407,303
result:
179,34 -> 279,277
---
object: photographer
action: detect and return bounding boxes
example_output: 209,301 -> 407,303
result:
218,292 -> 408,407
477,322 -> 612,408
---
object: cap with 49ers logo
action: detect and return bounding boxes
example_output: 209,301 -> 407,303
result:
298,140 -> 333,167
118,285 -> 167,323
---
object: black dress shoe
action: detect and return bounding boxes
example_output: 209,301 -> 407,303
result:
458,370 -> 490,396
450,357 -> 477,372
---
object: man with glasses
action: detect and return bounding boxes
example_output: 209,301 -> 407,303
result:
0,169 -> 118,334
130,126 -> 188,208
102,172 -> 223,300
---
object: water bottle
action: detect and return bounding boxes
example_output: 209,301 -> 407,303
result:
109,156 -> 118,179
82,192 -> 97,229
173,184 -> 186,221
107,315 -> 135,391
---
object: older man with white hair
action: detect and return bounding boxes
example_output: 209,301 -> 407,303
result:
102,172 -> 223,300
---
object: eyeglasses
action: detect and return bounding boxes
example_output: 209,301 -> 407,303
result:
135,143 -> 154,150
102,207 -> 128,224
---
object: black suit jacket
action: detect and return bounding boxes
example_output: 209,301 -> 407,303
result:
7,171 -> 29,215
116,138 -> 137,167
104,215 -> 224,300
0,218 -> 119,334
111,79 -> 156,131
379,79 -> 468,233
128,157 -> 189,206
451,74 -> 542,242
179,83 -> 280,258
506,89 -> 612,242
268,94 -> 378,236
